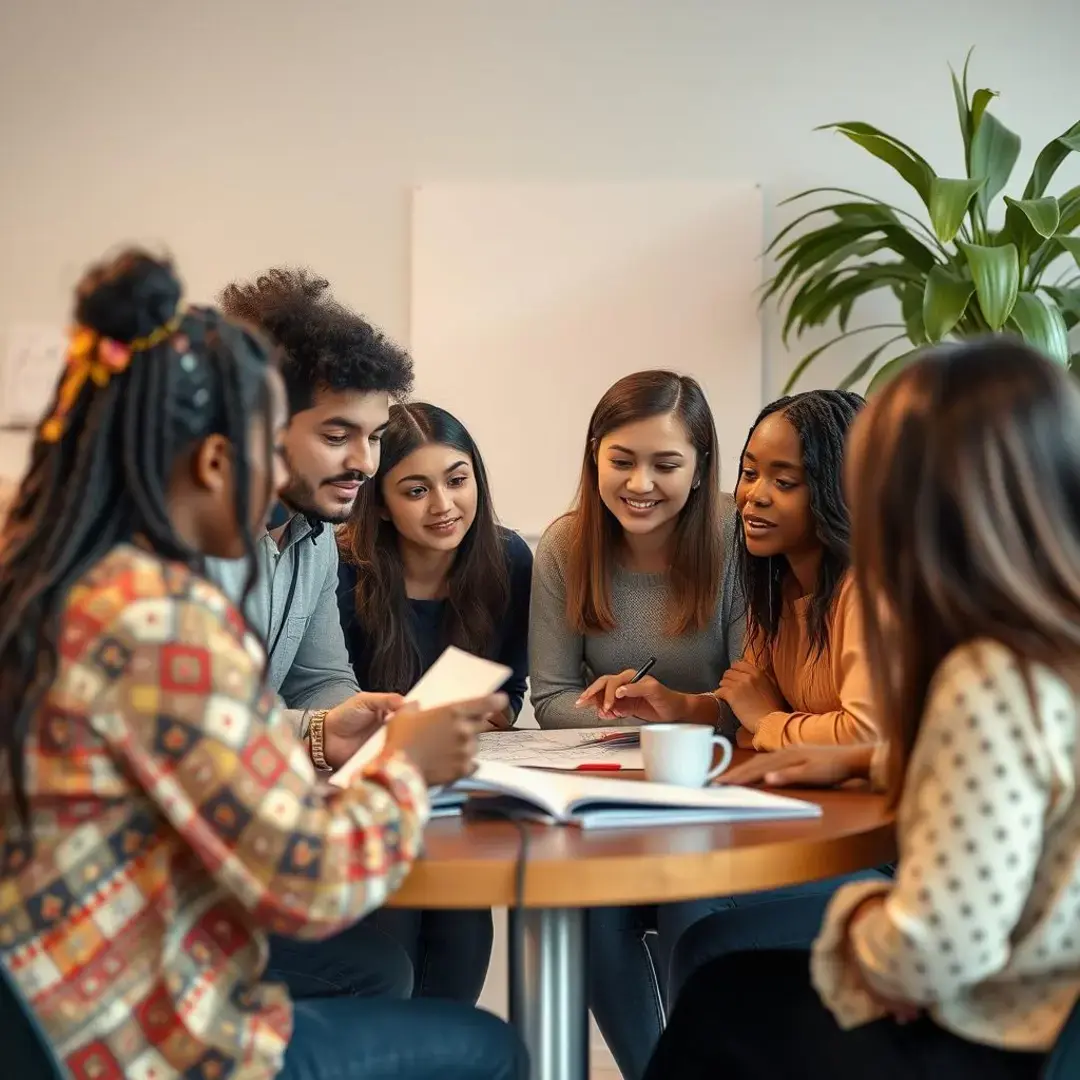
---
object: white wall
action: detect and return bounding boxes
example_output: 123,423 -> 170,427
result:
2,0 -> 1079,484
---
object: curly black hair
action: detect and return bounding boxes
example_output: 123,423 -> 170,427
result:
219,268 -> 414,414
737,388 -> 865,661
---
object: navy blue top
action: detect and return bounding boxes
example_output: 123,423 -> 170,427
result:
337,529 -> 533,718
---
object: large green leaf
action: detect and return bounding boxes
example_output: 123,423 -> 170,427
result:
923,267 -> 976,341
1059,236 -> 1080,273
819,122 -> 935,205
928,177 -> 985,242
782,324 -> 905,393
951,69 -> 970,162
866,348 -> 925,395
1027,186 -> 1080,281
1009,291 -> 1070,364
899,283 -> 927,344
1043,285 -> 1080,330
970,112 -> 1021,218
1004,196 -> 1061,238
1022,121 -> 1080,199
970,89 -> 996,138
959,240 -> 1020,330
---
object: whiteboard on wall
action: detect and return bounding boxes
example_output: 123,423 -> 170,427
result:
410,183 -> 763,539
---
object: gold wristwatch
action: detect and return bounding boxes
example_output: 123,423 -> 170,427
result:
307,709 -> 332,772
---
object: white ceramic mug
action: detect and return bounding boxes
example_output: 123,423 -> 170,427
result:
640,724 -> 733,787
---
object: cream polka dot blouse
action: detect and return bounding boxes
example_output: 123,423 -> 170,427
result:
813,639 -> 1080,1051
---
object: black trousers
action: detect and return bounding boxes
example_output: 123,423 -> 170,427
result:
643,949 -> 1046,1080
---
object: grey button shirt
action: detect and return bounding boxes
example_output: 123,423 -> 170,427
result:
207,514 -> 359,734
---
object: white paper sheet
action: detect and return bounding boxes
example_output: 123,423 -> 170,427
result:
330,647 -> 512,787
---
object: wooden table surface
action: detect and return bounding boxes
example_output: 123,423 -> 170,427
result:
388,758 -> 896,910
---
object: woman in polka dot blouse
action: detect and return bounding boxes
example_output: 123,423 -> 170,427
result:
644,338 -> 1080,1080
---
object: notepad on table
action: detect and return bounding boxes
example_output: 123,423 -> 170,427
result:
456,760 -> 822,831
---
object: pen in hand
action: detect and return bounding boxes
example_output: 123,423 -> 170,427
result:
576,656 -> 658,714
629,657 -> 657,684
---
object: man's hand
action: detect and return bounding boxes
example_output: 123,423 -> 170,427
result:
322,692 -> 406,769
716,660 -> 787,732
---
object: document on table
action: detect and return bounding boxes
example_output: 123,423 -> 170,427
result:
475,727 -> 644,770
330,646 -> 512,787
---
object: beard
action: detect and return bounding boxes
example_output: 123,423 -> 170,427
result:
278,448 -> 367,525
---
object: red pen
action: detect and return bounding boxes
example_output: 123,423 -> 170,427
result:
575,762 -> 622,771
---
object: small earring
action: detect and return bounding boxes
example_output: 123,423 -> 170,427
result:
692,479 -> 701,490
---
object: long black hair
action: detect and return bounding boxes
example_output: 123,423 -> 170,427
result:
339,403 -> 510,694
0,250 -> 276,818
737,389 -> 864,660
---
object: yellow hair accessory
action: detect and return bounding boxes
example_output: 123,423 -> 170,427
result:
39,314 -> 183,443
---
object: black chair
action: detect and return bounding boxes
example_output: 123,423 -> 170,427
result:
1044,994 -> 1080,1079
0,962 -> 66,1078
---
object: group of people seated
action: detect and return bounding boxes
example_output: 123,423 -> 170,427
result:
0,247 -> 1078,1080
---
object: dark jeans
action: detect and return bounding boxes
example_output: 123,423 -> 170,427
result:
644,949 -> 1045,1080
589,871 -> 885,1080
370,907 -> 494,1004
267,918 -> 414,1000
279,996 -> 528,1080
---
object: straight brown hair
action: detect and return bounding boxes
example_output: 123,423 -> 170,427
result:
563,370 -> 724,635
849,339 -> 1080,808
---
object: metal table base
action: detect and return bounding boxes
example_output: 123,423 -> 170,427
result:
508,908 -> 589,1080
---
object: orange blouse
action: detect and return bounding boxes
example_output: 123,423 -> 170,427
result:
744,575 -> 878,751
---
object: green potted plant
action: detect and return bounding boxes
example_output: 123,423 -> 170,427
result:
769,52 -> 1080,393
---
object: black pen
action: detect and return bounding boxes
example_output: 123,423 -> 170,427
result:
629,656 -> 657,683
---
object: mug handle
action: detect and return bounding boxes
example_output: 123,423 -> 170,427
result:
705,736 -> 734,782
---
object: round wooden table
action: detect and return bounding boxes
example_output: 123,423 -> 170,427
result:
388,766 -> 896,1080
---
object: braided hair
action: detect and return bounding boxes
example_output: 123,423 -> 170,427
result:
736,389 -> 864,661
0,250 -> 277,817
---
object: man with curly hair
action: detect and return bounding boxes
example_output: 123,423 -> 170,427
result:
211,270 -> 420,1002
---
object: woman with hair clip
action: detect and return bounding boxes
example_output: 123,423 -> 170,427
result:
645,339 -> 1080,1080
0,251 -> 526,1080
528,369 -> 745,1080
338,401 -> 532,1005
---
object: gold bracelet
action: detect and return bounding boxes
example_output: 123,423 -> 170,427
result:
307,709 -> 332,772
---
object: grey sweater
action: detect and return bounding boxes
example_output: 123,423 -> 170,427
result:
529,494 -> 745,733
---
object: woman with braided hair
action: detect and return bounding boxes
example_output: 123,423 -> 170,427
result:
0,250 -> 526,1080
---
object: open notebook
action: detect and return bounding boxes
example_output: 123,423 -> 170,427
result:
438,760 -> 822,831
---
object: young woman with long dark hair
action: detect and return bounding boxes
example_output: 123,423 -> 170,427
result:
338,401 -> 531,1003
